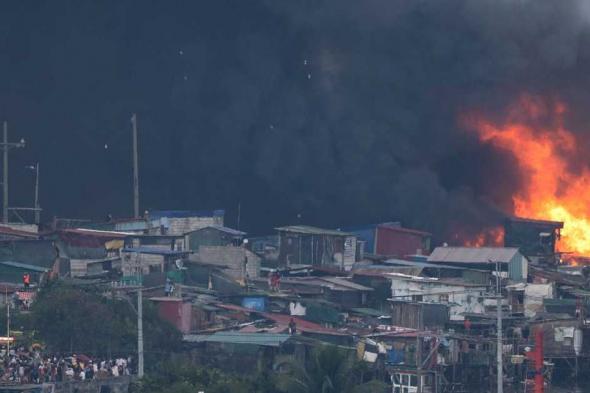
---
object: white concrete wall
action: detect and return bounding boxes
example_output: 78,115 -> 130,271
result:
524,283 -> 554,317
390,277 -> 486,320
166,216 -> 223,236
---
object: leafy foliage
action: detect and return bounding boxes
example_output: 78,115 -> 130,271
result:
29,281 -> 181,366
130,362 -> 276,393
130,346 -> 387,393
275,345 -> 387,393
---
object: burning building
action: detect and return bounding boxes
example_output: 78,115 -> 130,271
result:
504,217 -> 563,266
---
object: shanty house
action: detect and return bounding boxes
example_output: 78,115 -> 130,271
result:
185,226 -> 245,251
55,229 -> 127,277
121,247 -> 190,278
124,234 -> 186,252
428,246 -> 528,282
148,209 -> 225,236
390,301 -> 449,330
77,216 -> 167,235
503,217 -> 563,265
184,332 -> 303,375
276,225 -> 357,271
150,297 -> 194,334
528,317 -> 590,359
0,225 -> 38,241
388,273 -> 487,320
189,244 -> 261,283
0,240 -> 59,284
506,282 -> 554,317
345,222 -> 431,257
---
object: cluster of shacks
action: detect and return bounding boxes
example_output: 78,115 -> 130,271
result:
1,212 -> 588,392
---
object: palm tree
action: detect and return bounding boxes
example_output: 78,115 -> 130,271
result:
275,345 -> 387,393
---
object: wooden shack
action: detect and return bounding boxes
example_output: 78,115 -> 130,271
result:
390,301 -> 449,330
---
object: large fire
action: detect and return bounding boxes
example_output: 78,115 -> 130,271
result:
456,227 -> 504,248
464,95 -> 590,254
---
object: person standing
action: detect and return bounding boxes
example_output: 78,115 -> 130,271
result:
288,318 -> 297,335
23,273 -> 30,290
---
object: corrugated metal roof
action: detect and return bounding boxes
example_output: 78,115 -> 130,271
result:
428,247 -> 521,264
275,225 -> 353,237
377,225 -> 431,237
506,216 -> 563,228
150,209 -> 225,219
183,331 -> 292,346
0,226 -> 38,238
191,225 -> 246,236
319,277 -> 374,291
62,228 -> 132,237
122,247 -> 190,256
349,308 -> 390,317
0,261 -> 49,272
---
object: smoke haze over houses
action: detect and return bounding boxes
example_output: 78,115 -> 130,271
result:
2,1 -> 590,242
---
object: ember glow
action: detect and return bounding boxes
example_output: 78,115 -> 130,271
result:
465,95 -> 590,254
459,227 -> 504,248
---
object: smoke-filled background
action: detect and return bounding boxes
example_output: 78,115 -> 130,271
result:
2,0 -> 590,241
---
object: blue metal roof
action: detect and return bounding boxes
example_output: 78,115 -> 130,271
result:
122,247 -> 190,256
183,331 -> 292,347
150,209 -> 225,219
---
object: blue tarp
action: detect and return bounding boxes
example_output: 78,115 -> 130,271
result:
241,297 -> 267,312
387,349 -> 405,364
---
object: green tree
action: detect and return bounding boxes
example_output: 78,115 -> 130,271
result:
29,281 -> 181,367
275,345 -> 387,393
130,362 -> 277,393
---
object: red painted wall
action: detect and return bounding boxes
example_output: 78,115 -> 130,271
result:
375,226 -> 430,257
156,299 -> 192,334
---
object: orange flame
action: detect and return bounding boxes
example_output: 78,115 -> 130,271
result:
465,94 -> 590,254
459,226 -> 504,247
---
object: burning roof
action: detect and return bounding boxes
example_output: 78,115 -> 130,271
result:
465,95 -> 590,255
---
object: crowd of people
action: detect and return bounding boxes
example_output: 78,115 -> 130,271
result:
0,346 -> 134,385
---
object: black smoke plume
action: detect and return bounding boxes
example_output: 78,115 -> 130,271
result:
1,0 -> 590,243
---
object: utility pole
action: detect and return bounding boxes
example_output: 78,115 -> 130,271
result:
1,122 -> 25,224
137,285 -> 144,377
136,253 -> 144,378
131,113 -> 139,219
416,333 -> 422,393
496,261 -> 503,393
34,163 -> 39,224
5,286 -> 9,355
3,122 -> 7,224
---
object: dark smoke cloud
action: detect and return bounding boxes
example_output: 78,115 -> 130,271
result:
1,1 -> 590,243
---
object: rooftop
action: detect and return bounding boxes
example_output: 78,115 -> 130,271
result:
0,226 -> 38,239
505,216 -> 564,228
122,247 -> 191,256
183,331 -> 292,347
0,261 -> 50,272
377,225 -> 432,237
428,246 -> 522,264
149,209 -> 225,219
275,225 -> 353,237
190,225 -> 246,236
385,258 -> 489,272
